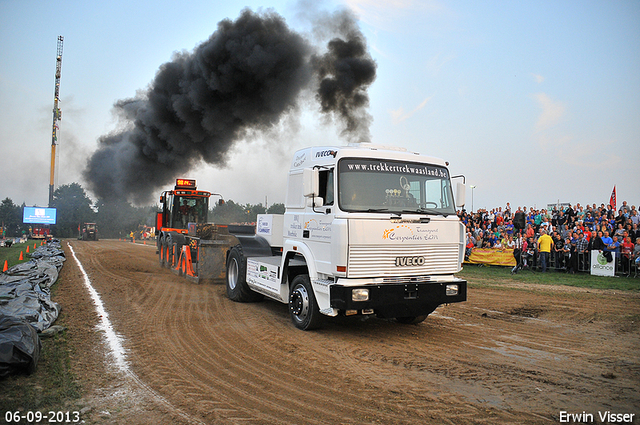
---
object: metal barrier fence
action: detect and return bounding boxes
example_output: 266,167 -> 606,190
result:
503,249 -> 638,277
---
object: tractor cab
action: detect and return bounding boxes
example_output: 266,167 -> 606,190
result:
157,179 -> 212,233
78,222 -> 98,241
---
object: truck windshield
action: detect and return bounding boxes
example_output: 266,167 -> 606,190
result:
338,158 -> 456,215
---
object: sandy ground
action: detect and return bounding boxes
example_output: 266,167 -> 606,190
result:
56,239 -> 639,424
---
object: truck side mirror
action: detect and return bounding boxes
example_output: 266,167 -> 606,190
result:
303,168 -> 319,197
455,182 -> 466,208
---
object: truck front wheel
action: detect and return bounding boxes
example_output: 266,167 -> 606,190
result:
226,246 -> 263,302
395,315 -> 428,325
289,274 -> 322,331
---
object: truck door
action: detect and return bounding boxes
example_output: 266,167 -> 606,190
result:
304,168 -> 334,275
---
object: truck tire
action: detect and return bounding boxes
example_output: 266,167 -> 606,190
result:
395,303 -> 437,325
226,245 -> 263,302
395,315 -> 428,325
289,274 -> 322,331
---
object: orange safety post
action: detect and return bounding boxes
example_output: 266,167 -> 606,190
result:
174,246 -> 185,272
2,260 -> 7,272
183,246 -> 196,277
174,245 -> 196,277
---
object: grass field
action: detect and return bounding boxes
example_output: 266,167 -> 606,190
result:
0,279 -> 81,416
459,263 -> 640,291
0,239 -> 41,270
1,239 -> 81,415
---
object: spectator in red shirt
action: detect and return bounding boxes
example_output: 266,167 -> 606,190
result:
621,236 -> 634,275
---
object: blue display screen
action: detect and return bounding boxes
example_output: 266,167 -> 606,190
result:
23,207 -> 57,224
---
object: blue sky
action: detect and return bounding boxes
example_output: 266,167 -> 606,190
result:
1,0 -> 638,212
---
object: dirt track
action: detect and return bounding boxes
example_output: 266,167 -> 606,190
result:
57,239 -> 639,424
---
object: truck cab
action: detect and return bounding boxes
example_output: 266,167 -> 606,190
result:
229,143 -> 468,330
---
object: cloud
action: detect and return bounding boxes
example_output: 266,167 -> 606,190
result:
532,74 -> 544,84
343,0 -> 442,29
390,96 -> 432,123
532,92 -> 565,132
530,94 -> 620,170
426,53 -> 457,77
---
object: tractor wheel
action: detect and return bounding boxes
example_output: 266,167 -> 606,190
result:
165,234 -> 176,268
158,236 -> 166,267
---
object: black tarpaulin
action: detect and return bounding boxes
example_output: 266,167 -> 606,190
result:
0,316 -> 41,377
0,240 -> 65,376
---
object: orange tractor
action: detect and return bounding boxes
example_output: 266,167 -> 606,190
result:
156,179 -> 246,282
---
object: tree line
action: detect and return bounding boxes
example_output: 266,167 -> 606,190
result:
0,183 -> 284,239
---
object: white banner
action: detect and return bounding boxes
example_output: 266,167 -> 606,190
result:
590,251 -> 615,277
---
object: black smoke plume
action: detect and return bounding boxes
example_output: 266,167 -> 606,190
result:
84,8 -> 376,203
312,10 -> 377,141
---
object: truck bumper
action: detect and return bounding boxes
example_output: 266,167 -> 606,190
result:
329,280 -> 467,319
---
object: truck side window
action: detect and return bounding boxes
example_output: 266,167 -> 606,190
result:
319,169 -> 334,206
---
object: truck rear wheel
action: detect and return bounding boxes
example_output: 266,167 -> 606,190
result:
226,246 -> 263,302
289,274 -> 322,331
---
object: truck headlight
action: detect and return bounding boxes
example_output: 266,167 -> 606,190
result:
446,284 -> 459,296
352,288 -> 369,302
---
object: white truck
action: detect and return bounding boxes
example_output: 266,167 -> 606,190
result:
158,143 -> 468,330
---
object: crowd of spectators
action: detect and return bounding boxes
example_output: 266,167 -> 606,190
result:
458,201 -> 640,275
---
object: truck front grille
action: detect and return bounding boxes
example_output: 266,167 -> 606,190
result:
382,276 -> 431,284
347,244 -> 460,278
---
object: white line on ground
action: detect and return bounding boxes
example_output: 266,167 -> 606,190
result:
66,242 -> 206,425
68,243 -> 128,371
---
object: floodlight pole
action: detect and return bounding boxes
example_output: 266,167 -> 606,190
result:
470,185 -> 476,213
49,36 -> 63,207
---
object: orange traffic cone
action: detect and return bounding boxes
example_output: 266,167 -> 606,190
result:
2,260 -> 7,272
26,246 -> 29,253
33,243 -> 36,250
19,251 -> 23,260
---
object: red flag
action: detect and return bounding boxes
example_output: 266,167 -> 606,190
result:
609,186 -> 616,211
